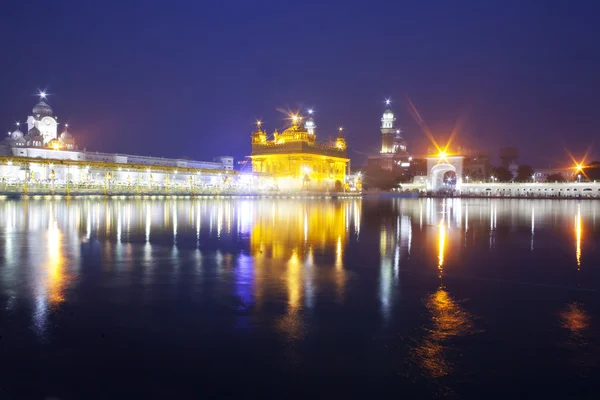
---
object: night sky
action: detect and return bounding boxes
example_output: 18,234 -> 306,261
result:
1,0 -> 598,168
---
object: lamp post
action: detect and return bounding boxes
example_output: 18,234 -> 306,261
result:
531,174 -> 535,183
578,173 -> 581,183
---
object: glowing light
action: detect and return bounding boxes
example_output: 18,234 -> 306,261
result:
560,302 -> 588,333
291,114 -> 299,124
308,109 -> 313,115
438,151 -> 447,159
65,124 -> 69,128
385,98 -> 391,106
303,166 -> 310,174
408,156 -> 413,161
396,129 -> 400,134
39,91 -> 47,99
338,126 -> 343,133
16,122 -> 20,127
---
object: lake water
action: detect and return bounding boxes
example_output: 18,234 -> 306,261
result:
0,198 -> 599,399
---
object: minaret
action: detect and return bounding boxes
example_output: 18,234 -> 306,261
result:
336,126 -> 347,151
251,120 -> 267,143
380,99 -> 396,154
304,109 -> 316,136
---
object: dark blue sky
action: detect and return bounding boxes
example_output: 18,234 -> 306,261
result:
1,0 -> 598,167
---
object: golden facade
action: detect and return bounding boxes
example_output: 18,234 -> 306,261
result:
249,117 -> 349,191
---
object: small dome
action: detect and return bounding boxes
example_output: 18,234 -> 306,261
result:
28,126 -> 41,137
383,107 -> 394,117
11,128 -> 24,139
60,129 -> 73,139
32,100 -> 53,118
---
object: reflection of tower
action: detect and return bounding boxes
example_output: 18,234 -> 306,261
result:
380,102 -> 396,154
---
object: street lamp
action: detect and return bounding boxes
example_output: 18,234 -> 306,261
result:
531,174 -> 535,183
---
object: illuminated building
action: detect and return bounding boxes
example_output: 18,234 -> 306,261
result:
249,112 -> 349,191
366,102 -> 416,187
0,92 -> 236,187
368,102 -> 410,170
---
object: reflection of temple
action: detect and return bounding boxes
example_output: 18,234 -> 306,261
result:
249,112 -> 349,191
249,200 -> 351,260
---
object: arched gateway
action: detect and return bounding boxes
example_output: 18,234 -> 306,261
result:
426,155 -> 464,191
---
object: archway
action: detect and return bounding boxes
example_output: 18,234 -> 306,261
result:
334,180 -> 343,192
429,163 -> 457,192
426,156 -> 464,192
443,170 -> 457,186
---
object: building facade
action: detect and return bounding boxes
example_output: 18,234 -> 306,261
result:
249,113 -> 349,191
1,95 -> 234,186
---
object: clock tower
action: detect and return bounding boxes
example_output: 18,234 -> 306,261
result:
27,94 -> 57,145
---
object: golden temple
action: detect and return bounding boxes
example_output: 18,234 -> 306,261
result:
249,113 -> 349,191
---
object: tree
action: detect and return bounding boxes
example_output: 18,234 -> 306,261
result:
493,166 -> 513,182
516,165 -> 535,182
546,172 -> 565,182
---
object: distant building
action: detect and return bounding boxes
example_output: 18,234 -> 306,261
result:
533,167 -> 578,182
463,151 -> 491,181
366,104 -> 414,187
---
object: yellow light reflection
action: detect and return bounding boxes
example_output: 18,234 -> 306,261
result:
412,287 -> 476,379
47,219 -> 67,304
575,206 -> 582,269
287,249 -> 301,311
438,221 -> 445,277
560,302 -> 588,333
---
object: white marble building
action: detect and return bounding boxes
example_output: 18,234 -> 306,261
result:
1,94 -> 234,183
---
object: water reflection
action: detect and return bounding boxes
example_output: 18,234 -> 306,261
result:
0,197 -> 598,346
575,205 -> 582,269
438,221 -> 445,278
412,286 -> 476,379
560,302 -> 589,337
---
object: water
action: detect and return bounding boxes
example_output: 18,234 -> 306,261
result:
0,198 -> 599,399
